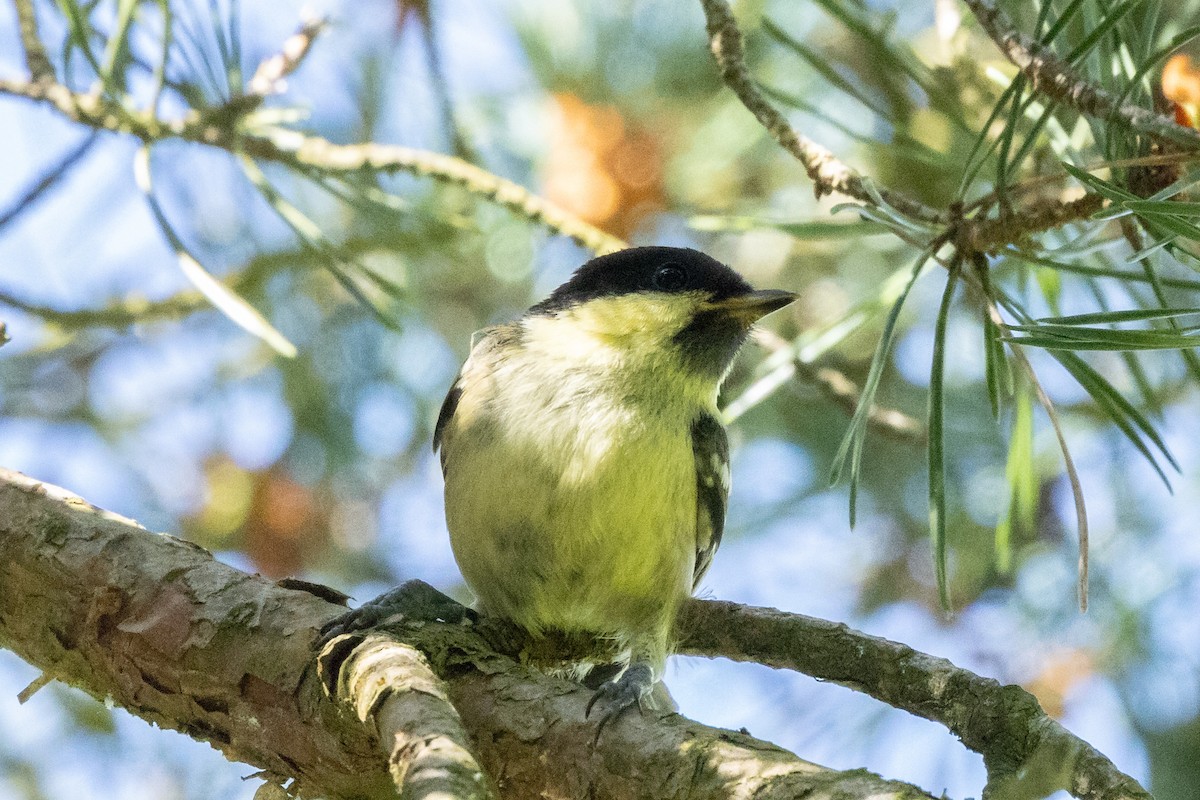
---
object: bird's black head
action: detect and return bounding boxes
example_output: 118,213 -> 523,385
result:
529,247 -> 753,314
525,247 -> 795,381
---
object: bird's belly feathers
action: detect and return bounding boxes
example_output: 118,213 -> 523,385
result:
441,389 -> 697,644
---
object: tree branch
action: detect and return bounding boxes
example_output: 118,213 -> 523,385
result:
0,469 -> 944,800
677,599 -> 1149,800
963,193 -> 1107,254
245,16 -> 327,100
0,133 -> 98,232
0,77 -> 627,256
751,329 -> 926,444
321,633 -> 497,800
963,0 -> 1200,147
12,0 -> 55,82
699,0 -> 944,225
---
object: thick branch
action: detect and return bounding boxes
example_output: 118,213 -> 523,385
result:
0,469 -> 940,800
963,0 -> 1200,147
322,633 -> 496,800
699,0 -> 943,224
677,599 -> 1150,800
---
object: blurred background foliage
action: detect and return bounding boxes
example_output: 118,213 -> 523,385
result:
2,0 -> 1200,798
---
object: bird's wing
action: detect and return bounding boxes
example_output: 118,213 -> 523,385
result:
432,325 -> 518,472
691,412 -> 730,589
431,381 -> 462,471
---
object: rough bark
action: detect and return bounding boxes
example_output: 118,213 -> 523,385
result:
0,469 -> 938,800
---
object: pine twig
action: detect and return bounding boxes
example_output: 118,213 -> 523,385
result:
0,134 -> 98,231
963,0 -> 1200,147
0,77 -> 627,255
962,193 -> 1107,253
245,16 -> 327,99
12,0 -> 55,82
699,0 -> 944,225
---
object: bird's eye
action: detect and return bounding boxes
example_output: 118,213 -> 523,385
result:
652,262 -> 688,292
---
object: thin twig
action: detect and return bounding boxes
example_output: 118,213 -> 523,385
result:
245,16 -> 327,99
963,0 -> 1200,147
407,2 -> 476,162
12,0 -> 55,82
699,0 -> 944,224
0,134 -> 98,231
752,329 -> 926,443
0,239 -> 344,330
16,672 -> 52,703
0,76 -> 627,255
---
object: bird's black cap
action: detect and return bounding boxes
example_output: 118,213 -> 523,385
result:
529,247 -> 753,315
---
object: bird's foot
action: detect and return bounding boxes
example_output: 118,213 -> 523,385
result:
315,578 -> 475,650
585,662 -> 655,739
315,580 -> 476,698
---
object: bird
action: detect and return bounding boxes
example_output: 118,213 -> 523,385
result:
432,245 -> 796,724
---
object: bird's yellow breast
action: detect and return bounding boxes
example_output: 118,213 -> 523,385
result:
439,315 -> 716,662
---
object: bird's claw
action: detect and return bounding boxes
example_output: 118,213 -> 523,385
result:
585,662 -> 655,740
315,579 -> 474,650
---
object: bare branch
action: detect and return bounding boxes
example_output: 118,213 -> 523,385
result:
0,469 -> 393,799
677,598 -> 1148,800
963,0 -> 1200,147
699,0 -> 943,225
322,633 -> 497,800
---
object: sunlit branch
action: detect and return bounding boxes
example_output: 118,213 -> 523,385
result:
963,0 -> 1200,147
699,0 -> 944,225
0,469 -> 943,800
244,15 -> 327,99
318,632 -> 498,800
243,132 -> 629,256
0,77 -> 628,256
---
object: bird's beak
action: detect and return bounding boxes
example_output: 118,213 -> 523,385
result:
703,290 -> 798,325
